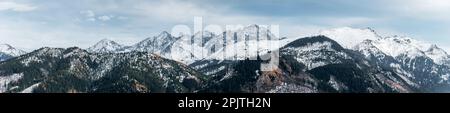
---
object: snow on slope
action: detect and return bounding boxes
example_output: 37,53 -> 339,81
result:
371,36 -> 450,65
87,39 -> 124,53
207,39 -> 282,60
167,38 -> 209,64
200,25 -> 293,62
425,44 -> 450,65
84,25 -> 290,65
283,41 -> 351,70
372,36 -> 427,58
20,82 -> 41,93
0,44 -> 26,56
320,27 -> 381,49
321,27 -> 450,66
127,31 -> 176,53
0,73 -> 23,93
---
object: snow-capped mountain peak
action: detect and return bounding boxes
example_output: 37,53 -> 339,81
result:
87,39 -> 124,53
150,31 -> 176,42
130,31 -> 178,53
371,36 -> 426,58
243,24 -> 261,31
97,39 -> 118,45
425,44 -> 450,65
426,44 -> 447,54
158,31 -> 171,38
322,27 -> 450,67
0,44 -> 26,56
320,27 -> 382,49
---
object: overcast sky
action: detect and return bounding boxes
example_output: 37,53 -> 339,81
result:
1,0 -> 450,51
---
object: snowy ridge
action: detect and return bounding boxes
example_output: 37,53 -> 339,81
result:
321,27 -> 450,66
372,36 -> 450,66
87,25 -> 285,65
320,27 -> 381,49
126,31 -> 175,53
425,44 -> 450,66
207,39 -> 282,61
354,40 -> 418,86
323,27 -> 450,87
0,44 -> 27,61
87,39 -> 124,53
0,44 -> 26,56
196,25 -> 288,63
168,40 -> 208,64
354,40 -> 386,58
20,47 -> 64,66
372,36 -> 427,58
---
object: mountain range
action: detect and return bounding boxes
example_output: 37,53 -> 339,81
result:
1,25 -> 450,93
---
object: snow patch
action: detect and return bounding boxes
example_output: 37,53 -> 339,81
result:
267,82 -> 318,93
20,82 -> 41,93
328,76 -> 341,91
284,41 -> 350,70
0,73 -> 24,93
21,56 -> 43,66
441,74 -> 450,81
207,66 -> 226,76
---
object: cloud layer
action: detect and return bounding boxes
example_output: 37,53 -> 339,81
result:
0,1 -> 36,12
